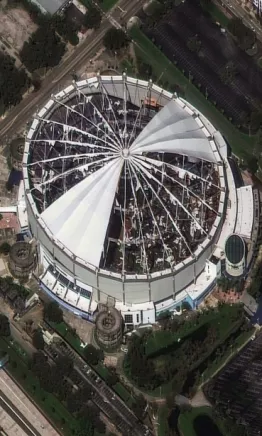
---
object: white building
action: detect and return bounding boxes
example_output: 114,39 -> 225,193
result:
22,75 -> 255,326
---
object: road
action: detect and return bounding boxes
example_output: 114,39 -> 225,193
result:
218,0 -> 262,40
0,390 -> 41,436
0,0 -> 143,142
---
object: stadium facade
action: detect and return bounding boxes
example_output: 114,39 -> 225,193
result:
21,75 -> 256,326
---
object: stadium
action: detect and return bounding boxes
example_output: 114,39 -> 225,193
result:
22,75 -> 256,326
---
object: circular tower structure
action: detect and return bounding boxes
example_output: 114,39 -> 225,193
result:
8,241 -> 37,279
95,307 -> 122,349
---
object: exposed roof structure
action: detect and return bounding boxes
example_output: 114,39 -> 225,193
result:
27,88 -> 222,275
37,98 -> 221,269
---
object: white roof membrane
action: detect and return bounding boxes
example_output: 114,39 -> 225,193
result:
131,100 -> 217,163
41,158 -> 123,267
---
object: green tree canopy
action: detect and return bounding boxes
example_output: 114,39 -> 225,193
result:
55,355 -> 73,377
32,329 -> 45,350
84,5 -> 102,30
20,25 -> 65,72
0,242 -> 11,255
103,28 -> 129,51
106,372 -> 118,387
83,344 -> 103,365
44,301 -> 63,323
0,314 -> 10,337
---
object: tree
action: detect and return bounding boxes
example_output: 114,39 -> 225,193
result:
84,5 -> 102,30
93,418 -> 106,434
201,0 -> 211,7
83,344 -> 102,365
0,52 -> 30,111
106,372 -> 118,387
0,214 -> 3,221
103,28 -> 129,51
187,35 -> 201,53
219,61 -> 237,85
250,111 -> 262,132
52,15 -> 80,46
132,394 -> 147,419
55,355 -> 73,377
0,242 -> 11,255
228,18 -> 256,50
44,301 -> 63,323
32,329 -> 45,350
0,314 -> 10,337
20,25 -> 65,72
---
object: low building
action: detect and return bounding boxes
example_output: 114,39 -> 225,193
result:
30,0 -> 71,15
0,211 -> 19,243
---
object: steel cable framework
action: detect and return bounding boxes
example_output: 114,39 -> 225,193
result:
24,76 -> 227,305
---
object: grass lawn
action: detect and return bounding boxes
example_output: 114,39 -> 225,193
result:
179,405 -> 240,436
128,25 -> 255,161
0,337 -> 79,436
145,304 -> 242,356
125,305 -> 247,397
121,58 -> 136,75
178,406 -> 215,436
101,0 -> 118,12
157,405 -> 170,436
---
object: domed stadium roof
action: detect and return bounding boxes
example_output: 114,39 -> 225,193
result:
26,82 -> 222,276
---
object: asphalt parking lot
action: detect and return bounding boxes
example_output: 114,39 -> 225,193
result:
206,332 -> 262,435
143,0 -> 262,125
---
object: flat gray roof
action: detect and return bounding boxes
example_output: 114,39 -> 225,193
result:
33,0 -> 68,14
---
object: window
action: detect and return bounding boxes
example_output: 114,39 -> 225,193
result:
124,314 -> 133,324
136,314 -> 139,323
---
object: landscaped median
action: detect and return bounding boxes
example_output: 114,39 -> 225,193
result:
46,319 -> 135,408
128,25 -> 255,161
0,336 -> 78,436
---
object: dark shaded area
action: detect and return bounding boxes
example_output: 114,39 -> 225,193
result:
148,322 -> 209,359
7,169 -> 22,187
168,407 -> 180,432
205,332 -> 262,436
225,234 -> 245,264
142,0 -> 262,127
193,414 -> 222,436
